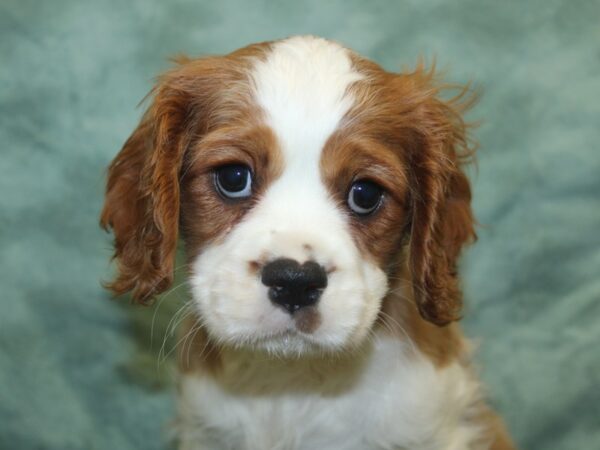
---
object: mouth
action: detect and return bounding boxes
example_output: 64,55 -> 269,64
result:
241,320 -> 331,356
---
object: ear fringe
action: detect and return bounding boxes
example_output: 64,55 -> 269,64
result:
100,74 -> 191,303
404,63 -> 478,326
100,49 -> 259,303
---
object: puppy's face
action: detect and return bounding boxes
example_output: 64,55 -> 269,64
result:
101,36 -> 475,356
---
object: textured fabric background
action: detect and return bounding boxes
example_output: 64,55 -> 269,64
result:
1,0 -> 599,448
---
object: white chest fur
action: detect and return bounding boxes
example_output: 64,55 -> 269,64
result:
175,334 -> 488,450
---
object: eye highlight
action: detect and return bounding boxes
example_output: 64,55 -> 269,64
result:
347,180 -> 383,215
214,164 -> 252,199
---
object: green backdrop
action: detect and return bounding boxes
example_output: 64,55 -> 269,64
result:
1,0 -> 599,448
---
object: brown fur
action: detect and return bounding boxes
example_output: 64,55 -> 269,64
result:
178,317 -> 222,375
180,124 -> 284,259
344,54 -> 478,326
100,42 -> 273,302
486,414 -> 516,450
321,135 -> 410,269
376,265 -> 465,368
293,306 -> 322,334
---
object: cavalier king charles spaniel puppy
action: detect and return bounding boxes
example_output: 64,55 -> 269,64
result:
101,35 -> 515,450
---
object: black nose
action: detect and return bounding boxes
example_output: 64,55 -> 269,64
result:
261,258 -> 328,314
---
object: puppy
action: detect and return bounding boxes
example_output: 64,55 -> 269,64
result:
101,35 -> 515,450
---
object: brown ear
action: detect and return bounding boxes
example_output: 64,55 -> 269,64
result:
100,67 -> 196,303
100,48 -> 263,302
407,75 -> 477,326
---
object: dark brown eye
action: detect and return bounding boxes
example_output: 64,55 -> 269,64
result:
214,164 -> 252,199
348,180 -> 383,215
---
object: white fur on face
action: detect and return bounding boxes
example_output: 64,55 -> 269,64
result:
190,36 -> 388,355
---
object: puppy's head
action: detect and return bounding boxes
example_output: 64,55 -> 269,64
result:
101,36 -> 475,356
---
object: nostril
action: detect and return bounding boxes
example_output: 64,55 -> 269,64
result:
305,287 -> 322,303
269,285 -> 283,298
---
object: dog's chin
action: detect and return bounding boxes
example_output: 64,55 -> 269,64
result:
252,331 -> 333,358
211,327 -> 357,359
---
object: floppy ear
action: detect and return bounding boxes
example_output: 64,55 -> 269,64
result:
407,74 -> 477,326
100,64 -> 198,303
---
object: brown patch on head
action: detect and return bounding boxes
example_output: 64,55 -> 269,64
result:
294,306 -> 322,334
180,124 -> 284,260
321,135 -> 410,270
320,51 -> 477,327
100,41 -> 281,302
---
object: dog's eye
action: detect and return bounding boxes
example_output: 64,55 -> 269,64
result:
347,180 -> 383,215
214,164 -> 252,199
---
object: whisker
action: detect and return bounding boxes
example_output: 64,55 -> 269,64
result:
141,261 -> 192,305
159,310 -> 199,366
158,302 -> 194,367
150,279 -> 191,345
182,320 -> 204,369
378,310 -> 418,356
